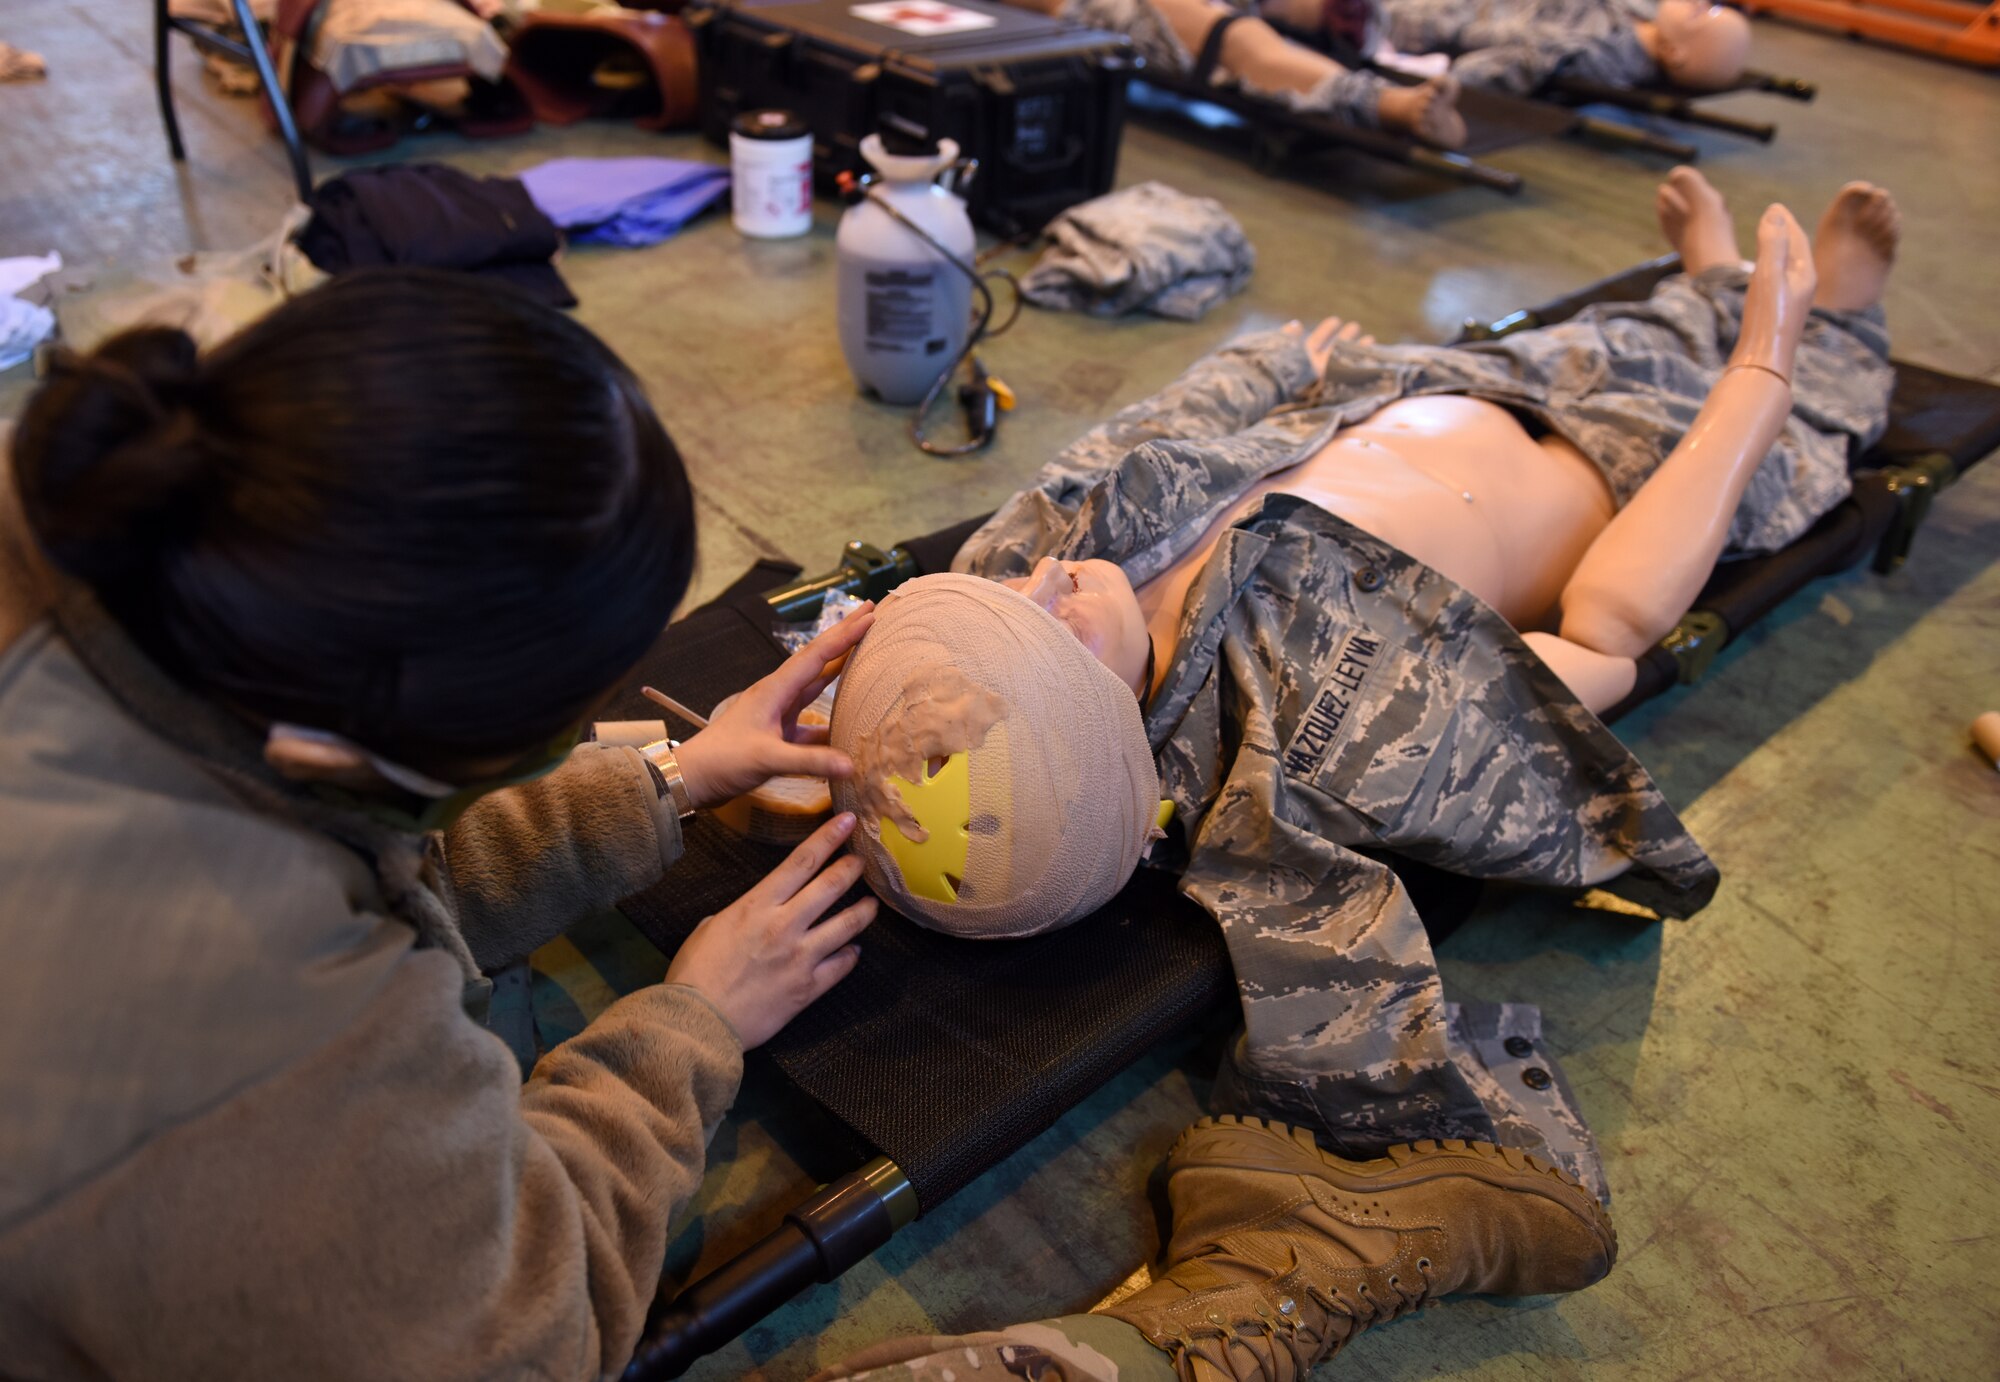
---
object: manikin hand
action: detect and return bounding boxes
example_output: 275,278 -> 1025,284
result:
665,811 -> 876,1049
1284,317 -> 1375,378
1729,204 -> 1817,380
672,604 -> 876,810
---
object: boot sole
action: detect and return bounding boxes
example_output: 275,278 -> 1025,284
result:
1173,1114 -> 1618,1264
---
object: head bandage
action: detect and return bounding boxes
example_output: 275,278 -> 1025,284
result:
829,573 -> 1162,939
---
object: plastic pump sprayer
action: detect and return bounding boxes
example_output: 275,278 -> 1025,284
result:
836,133 -> 1021,456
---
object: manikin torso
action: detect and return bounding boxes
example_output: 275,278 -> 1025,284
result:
1136,396 -> 1617,663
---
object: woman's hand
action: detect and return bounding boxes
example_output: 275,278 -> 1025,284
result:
664,812 -> 878,1049
672,604 -> 876,810
1283,317 -> 1374,377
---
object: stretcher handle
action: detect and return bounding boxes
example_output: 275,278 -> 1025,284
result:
1665,105 -> 1777,143
1744,69 -> 1817,101
623,1159 -> 919,1381
1546,76 -> 1778,142
766,541 -> 922,623
1571,114 -> 1699,162
1408,146 -> 1523,194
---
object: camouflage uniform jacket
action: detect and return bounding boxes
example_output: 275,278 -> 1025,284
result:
953,268 -> 1891,1193
1380,0 -> 1657,95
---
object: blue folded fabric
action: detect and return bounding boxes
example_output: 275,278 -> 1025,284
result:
518,157 -> 732,249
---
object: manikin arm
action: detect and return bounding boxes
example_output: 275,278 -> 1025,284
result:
1525,206 -> 1818,714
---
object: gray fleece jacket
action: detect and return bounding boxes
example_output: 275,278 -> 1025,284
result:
0,477 -> 743,1380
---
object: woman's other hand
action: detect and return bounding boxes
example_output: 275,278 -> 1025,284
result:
672,603 -> 876,810
664,812 -> 877,1049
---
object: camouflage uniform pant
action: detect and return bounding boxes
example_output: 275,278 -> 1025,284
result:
812,1314 -> 1172,1382
1379,0 -> 1657,94
1060,0 -> 1387,124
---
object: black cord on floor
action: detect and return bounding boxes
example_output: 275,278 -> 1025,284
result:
850,180 -> 1024,457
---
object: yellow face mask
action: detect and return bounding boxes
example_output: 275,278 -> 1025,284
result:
878,750 -> 1175,907
879,750 -> 972,904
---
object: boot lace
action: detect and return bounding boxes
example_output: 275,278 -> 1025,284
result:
1160,1254 -> 1439,1380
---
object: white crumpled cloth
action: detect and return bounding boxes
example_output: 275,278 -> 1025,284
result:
1,253 -> 61,372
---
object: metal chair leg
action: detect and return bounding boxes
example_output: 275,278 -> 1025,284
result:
229,0 -> 314,201
155,0 -> 187,160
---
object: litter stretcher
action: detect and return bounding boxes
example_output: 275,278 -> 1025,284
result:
610,256 -> 2000,1380
1125,11 -> 1698,196
1263,14 -> 1823,145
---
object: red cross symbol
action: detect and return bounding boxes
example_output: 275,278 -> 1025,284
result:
880,3 -> 955,22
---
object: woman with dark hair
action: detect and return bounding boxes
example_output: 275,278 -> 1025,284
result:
0,269 -> 879,1380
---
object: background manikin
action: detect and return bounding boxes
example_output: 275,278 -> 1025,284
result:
1373,0 -> 1754,98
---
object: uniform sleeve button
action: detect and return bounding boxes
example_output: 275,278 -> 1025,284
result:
1521,1067 -> 1553,1090
1354,568 -> 1384,592
1505,1036 -> 1534,1058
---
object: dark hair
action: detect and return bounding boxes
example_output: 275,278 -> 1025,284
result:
13,268 -> 695,773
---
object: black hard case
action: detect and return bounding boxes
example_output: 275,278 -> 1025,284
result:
688,0 -> 1135,234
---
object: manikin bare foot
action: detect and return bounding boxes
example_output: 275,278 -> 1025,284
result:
1655,165 -> 1741,274
1378,76 -> 1468,149
1812,182 -> 1900,313
1730,203 -> 1817,376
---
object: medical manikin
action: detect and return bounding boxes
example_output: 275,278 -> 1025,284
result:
1001,0 -> 1748,149
1003,0 -> 1471,147
829,170 -> 1901,1199
1367,0 -> 1754,98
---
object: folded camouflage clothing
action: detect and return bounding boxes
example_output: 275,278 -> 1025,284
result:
1021,182 -> 1255,322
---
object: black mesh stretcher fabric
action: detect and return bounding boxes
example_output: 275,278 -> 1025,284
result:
1129,70 -> 1579,160
608,563 -> 1233,1210
612,270 -> 2000,1211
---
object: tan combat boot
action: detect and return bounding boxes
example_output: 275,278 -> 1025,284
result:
1099,1115 -> 1616,1381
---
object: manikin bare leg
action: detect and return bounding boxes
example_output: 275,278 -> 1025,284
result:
1525,173 -> 1899,713
1145,0 -> 1468,146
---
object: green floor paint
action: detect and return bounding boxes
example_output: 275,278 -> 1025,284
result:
4,3 -> 1996,1375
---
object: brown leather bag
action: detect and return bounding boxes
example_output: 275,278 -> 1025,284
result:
504,8 -> 699,131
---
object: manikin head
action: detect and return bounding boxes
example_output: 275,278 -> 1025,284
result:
827,570 -> 1161,939
999,556 -> 1153,695
1650,0 -> 1752,92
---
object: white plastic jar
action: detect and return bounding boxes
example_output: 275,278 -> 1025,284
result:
729,109 -> 814,239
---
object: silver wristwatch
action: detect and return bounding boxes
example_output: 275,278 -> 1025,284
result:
639,739 -> 697,820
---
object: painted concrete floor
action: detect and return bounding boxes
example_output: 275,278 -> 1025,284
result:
3,3 -> 1996,1377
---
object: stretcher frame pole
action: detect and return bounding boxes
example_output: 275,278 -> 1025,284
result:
1407,146 -> 1525,194
1661,104 -> 1777,142
622,1159 -> 918,1381
1125,79 -> 1527,195
1569,114 -> 1701,160
1243,108 -> 1525,194
1550,76 -> 1778,141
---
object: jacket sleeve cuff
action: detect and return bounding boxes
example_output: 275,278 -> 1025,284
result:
610,745 -> 687,876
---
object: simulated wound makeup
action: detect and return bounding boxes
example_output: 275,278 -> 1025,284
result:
849,663 -> 1006,844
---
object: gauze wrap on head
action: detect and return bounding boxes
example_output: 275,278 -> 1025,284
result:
829,573 -> 1161,939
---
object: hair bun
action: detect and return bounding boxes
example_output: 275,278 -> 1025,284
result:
12,326 -> 213,586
